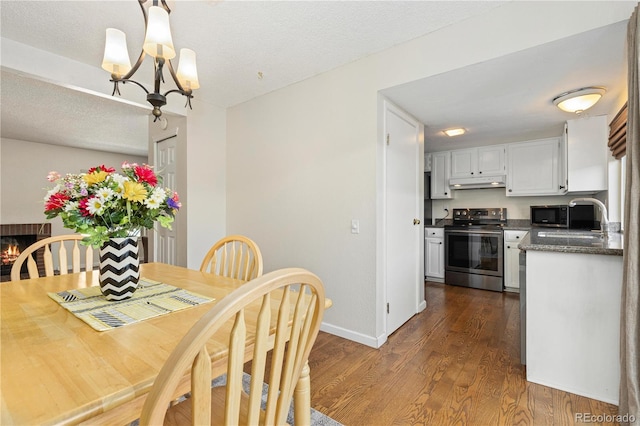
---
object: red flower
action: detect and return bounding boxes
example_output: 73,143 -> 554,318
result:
44,193 -> 70,212
88,165 -> 115,174
78,198 -> 92,217
134,164 -> 158,186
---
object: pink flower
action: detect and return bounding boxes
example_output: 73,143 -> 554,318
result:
46,171 -> 61,182
134,164 -> 158,186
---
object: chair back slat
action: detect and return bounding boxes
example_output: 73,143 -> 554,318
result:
199,235 -> 263,282
140,268 -> 325,426
57,242 -> 68,275
71,240 -> 81,273
246,294 -> 271,424
191,347 -> 212,425
26,255 -> 39,278
44,245 -> 54,276
264,286 -> 291,424
225,309 -> 247,425
10,235 -> 93,281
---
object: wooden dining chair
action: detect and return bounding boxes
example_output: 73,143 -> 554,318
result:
199,235 -> 263,281
140,267 -> 326,426
10,234 -> 93,281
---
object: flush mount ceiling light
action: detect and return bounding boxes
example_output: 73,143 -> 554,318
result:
101,0 -> 200,121
552,87 -> 605,114
443,128 -> 466,137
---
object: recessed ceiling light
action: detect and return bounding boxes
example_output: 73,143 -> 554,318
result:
443,128 -> 466,137
552,86 -> 606,113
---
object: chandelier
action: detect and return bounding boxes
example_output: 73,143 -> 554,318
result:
101,0 -> 199,120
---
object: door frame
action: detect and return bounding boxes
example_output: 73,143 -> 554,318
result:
377,97 -> 426,345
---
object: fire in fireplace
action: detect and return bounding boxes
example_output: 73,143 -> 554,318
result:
0,224 -> 51,281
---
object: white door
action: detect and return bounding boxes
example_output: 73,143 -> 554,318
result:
385,103 -> 422,335
155,136 -> 178,265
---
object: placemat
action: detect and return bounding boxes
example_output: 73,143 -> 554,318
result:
48,279 -> 215,331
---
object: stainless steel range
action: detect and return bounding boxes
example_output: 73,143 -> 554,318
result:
444,208 -> 506,292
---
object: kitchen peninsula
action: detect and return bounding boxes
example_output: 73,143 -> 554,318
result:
519,229 -> 624,404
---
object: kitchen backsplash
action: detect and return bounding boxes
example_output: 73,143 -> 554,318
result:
429,187 -> 586,224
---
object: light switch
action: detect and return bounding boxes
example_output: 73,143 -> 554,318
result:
351,219 -> 360,234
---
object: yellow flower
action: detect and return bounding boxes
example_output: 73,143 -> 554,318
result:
122,181 -> 148,203
83,171 -> 108,186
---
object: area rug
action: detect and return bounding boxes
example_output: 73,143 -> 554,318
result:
130,372 -> 342,425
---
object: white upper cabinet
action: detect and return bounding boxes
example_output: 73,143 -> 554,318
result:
450,146 -> 505,178
565,115 -> 608,192
431,151 -> 453,199
506,138 -> 564,196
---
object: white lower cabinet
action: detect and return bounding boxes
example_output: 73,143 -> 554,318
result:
504,230 -> 528,292
425,227 -> 444,281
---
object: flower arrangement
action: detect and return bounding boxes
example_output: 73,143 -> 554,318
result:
44,162 -> 181,247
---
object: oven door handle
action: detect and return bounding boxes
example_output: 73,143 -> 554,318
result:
445,230 -> 503,236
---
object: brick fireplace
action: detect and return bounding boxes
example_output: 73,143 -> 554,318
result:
0,223 -> 51,281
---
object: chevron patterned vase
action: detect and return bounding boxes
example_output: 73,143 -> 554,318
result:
99,237 -> 140,301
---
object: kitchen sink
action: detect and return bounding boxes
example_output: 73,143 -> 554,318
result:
537,231 -> 603,240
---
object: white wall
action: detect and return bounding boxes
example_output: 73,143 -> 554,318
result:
226,2 -> 635,346
0,138 -> 147,236
185,98 -> 227,270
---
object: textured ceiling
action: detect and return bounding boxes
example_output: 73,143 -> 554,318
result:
0,0 -> 505,108
382,20 -> 628,152
0,1 -> 630,157
0,0 -> 505,155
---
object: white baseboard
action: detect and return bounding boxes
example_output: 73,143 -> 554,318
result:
320,322 -> 386,348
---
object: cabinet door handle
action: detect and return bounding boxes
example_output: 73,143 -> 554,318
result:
471,172 -> 474,175
479,171 -> 482,174
444,192 -> 448,195
559,185 -> 565,190
507,245 -> 511,248
508,189 -> 512,192
439,242 -> 442,245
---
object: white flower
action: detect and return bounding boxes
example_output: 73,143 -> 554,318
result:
44,185 -> 62,201
110,174 -> 128,198
86,197 -> 105,215
144,187 -> 167,209
96,187 -> 115,201
64,201 -> 79,212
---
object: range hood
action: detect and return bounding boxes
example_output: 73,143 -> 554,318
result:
449,175 -> 506,189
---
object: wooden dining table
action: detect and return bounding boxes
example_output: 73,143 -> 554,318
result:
1,263 -> 327,425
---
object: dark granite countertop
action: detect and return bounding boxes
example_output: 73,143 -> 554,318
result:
518,228 -> 623,256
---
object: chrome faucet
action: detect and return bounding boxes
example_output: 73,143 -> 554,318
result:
568,197 -> 609,234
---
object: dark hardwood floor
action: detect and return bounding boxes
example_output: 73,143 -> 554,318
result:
307,281 -> 619,425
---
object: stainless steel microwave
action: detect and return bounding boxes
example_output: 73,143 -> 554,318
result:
530,205 -> 596,229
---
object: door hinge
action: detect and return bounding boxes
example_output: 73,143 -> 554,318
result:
386,133 -> 390,145
387,303 -> 390,314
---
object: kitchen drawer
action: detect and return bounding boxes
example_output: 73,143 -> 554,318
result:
504,230 -> 528,242
425,227 -> 444,238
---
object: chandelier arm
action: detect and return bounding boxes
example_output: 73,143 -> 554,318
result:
118,0 -> 149,82
163,88 -> 188,97
115,78 -> 151,95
